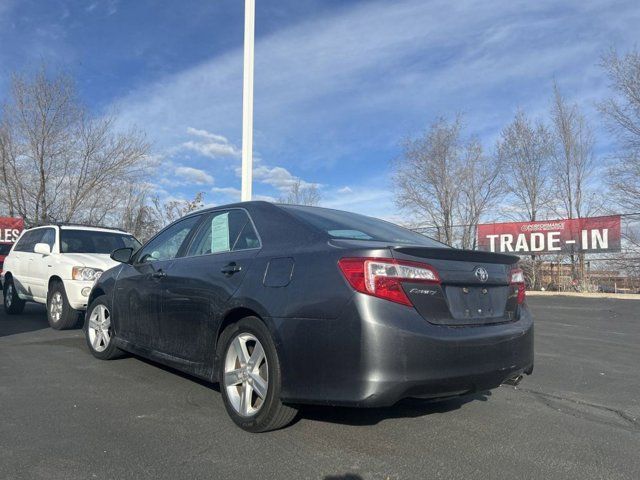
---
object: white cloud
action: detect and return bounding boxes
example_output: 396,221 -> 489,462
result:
210,186 -> 241,201
186,127 -> 230,143
211,186 -> 241,195
252,165 -> 319,192
181,127 -> 240,159
337,186 -> 353,194
175,166 -> 214,185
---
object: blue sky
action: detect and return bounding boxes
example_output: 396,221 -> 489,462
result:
1,0 -> 639,220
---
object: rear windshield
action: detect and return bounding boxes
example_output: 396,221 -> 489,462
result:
281,205 -> 448,247
60,230 -> 141,254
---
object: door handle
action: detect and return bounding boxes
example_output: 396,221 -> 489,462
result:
151,271 -> 166,279
221,262 -> 242,275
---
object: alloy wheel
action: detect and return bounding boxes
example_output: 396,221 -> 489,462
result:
5,284 -> 13,308
88,304 -> 111,353
224,333 -> 269,417
49,292 -> 64,323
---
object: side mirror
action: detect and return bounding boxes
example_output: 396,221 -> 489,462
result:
34,243 -> 51,255
110,247 -> 134,264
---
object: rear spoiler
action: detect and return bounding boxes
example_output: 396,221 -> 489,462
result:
393,246 -> 520,265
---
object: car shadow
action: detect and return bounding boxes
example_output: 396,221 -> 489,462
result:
0,303 -> 52,337
130,355 -> 491,428
135,356 -> 222,392
295,392 -> 491,427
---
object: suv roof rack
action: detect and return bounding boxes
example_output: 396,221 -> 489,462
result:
30,222 -> 127,233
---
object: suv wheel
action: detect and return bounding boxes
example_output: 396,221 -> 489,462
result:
218,317 -> 298,432
47,281 -> 79,330
84,296 -> 124,360
3,277 -> 26,314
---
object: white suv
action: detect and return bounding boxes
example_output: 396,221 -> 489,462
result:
2,224 -> 140,329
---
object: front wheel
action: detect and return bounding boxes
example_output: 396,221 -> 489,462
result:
84,296 -> 124,360
47,281 -> 79,330
218,317 -> 298,432
3,278 -> 25,314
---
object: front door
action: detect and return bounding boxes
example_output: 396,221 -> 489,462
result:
29,227 -> 56,300
14,229 -> 46,298
158,209 -> 262,363
113,215 -> 202,348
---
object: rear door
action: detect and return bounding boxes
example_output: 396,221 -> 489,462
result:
113,215 -> 201,348
4,231 -> 31,294
158,208 -> 261,362
392,246 -> 520,325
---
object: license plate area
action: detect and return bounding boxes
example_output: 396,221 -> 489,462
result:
445,285 -> 508,320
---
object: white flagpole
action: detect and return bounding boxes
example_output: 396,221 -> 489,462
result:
241,0 -> 255,202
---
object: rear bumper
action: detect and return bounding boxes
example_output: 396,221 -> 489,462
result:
271,293 -> 534,407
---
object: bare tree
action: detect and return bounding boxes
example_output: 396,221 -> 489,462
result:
394,116 -> 501,247
117,185 -> 161,242
497,110 -> 554,222
394,117 -> 461,245
551,83 -> 598,220
600,49 -> 640,212
457,138 -> 503,249
278,179 -> 321,206
497,110 -> 554,288
0,67 -> 150,226
151,191 -> 205,227
551,84 -> 599,283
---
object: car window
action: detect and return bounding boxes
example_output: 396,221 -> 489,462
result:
14,229 -> 45,252
0,243 -> 11,255
186,210 -> 260,257
137,215 -> 200,264
281,205 -> 449,247
12,233 -> 29,252
40,228 -> 56,249
60,230 -> 140,254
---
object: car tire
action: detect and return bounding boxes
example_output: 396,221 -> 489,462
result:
84,296 -> 124,360
217,316 -> 298,432
47,281 -> 80,330
3,277 -> 26,315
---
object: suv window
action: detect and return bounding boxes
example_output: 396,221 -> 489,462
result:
137,215 -> 200,264
186,209 -> 260,257
40,228 -> 56,249
60,229 -> 140,254
13,229 -> 45,252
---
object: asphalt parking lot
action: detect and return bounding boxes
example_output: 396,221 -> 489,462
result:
1,296 -> 639,480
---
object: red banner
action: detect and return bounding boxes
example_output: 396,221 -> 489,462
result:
477,215 -> 621,254
0,217 -> 24,244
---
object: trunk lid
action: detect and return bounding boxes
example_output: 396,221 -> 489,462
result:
392,246 -> 521,326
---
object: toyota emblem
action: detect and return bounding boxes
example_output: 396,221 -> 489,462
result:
474,267 -> 489,283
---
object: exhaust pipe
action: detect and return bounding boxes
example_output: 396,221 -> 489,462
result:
502,374 -> 523,387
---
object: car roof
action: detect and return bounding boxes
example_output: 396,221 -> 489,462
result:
185,200 -> 330,216
59,225 -> 130,234
25,224 -> 131,234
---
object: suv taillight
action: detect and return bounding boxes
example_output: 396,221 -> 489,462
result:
510,268 -> 526,304
338,257 -> 440,306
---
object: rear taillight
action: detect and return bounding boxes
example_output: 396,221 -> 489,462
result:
510,268 -> 526,304
338,257 -> 440,306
